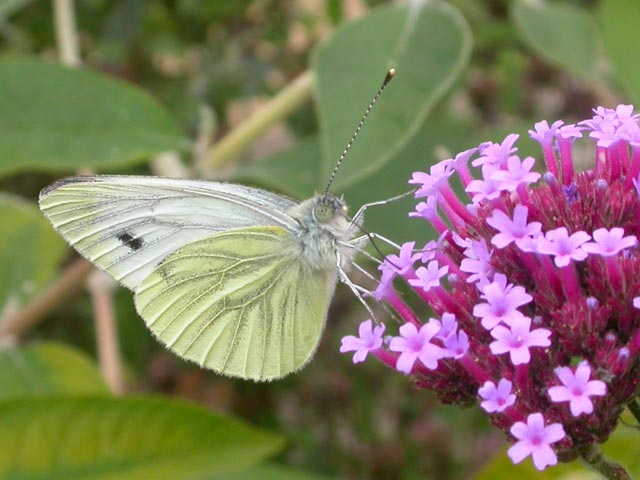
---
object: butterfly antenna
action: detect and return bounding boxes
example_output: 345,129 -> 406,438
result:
324,68 -> 396,195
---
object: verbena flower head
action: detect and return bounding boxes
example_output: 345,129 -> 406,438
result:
341,105 -> 640,471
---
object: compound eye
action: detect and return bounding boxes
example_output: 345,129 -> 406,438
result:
314,204 -> 334,223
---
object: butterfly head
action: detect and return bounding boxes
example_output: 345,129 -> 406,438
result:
313,194 -> 347,224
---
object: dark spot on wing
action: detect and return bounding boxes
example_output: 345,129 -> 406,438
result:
117,232 -> 144,251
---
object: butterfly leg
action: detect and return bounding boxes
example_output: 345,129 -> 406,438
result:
350,189 -> 416,225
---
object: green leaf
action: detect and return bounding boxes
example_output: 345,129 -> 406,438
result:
232,137 -> 320,200
511,0 -> 602,80
313,1 -> 472,190
0,342 -> 108,399
599,0 -> 640,103
0,396 -> 285,480
0,57 -> 186,177
0,194 -> 66,312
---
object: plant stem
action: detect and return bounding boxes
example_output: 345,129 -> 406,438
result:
0,258 -> 93,338
627,396 -> 640,425
53,0 -> 80,67
88,271 -> 125,395
580,445 -> 631,480
198,69 -> 315,172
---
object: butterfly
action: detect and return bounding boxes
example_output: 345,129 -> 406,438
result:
39,176 -> 365,381
38,69 -> 395,382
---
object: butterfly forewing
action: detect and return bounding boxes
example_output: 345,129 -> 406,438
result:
38,176 -> 298,290
134,226 -> 336,381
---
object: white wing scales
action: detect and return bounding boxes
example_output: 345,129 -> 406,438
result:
38,175 -> 299,290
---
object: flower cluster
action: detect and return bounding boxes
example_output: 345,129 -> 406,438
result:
341,105 -> 640,472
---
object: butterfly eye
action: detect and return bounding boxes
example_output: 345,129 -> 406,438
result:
314,203 -> 335,223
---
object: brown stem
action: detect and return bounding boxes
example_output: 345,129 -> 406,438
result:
88,271 -> 125,395
0,258 -> 93,338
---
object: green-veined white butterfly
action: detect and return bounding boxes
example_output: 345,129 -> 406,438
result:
39,69 -> 395,381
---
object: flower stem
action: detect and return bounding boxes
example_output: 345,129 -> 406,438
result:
579,445 -> 631,480
53,0 -> 81,67
626,396 -> 640,425
198,69 -> 315,172
0,259 -> 93,338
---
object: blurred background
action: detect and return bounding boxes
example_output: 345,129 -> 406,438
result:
0,0 -> 638,479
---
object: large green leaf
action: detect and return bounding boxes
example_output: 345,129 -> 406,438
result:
233,137 -> 320,200
312,1 -> 471,190
511,0 -> 602,80
0,396 -> 284,480
0,194 -> 66,312
0,57 -> 186,177
598,0 -> 640,103
0,342 -> 108,400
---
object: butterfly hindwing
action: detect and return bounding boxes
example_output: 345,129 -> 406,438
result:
134,226 -> 336,381
38,176 -> 298,290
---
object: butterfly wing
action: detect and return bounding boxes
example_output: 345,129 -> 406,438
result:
38,175 -> 298,290
134,226 -> 336,381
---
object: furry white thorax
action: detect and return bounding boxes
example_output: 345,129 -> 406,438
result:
286,194 -> 361,271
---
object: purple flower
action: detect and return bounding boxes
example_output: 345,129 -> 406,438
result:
489,317 -> 551,365
548,362 -> 606,416
346,105 -> 640,472
443,330 -> 469,359
380,241 -> 420,276
408,261 -> 449,292
340,320 -> 386,363
582,228 -> 637,257
486,205 -> 542,251
373,269 -> 395,302
473,133 -> 519,168
389,322 -> 444,373
473,274 -> 532,329
491,156 -> 541,191
529,120 -> 564,146
465,164 -> 503,203
478,379 -> 516,413
460,238 -> 494,286
536,227 -> 591,267
410,159 -> 454,198
508,413 -> 565,471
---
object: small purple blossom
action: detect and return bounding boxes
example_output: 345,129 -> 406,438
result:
408,261 -> 449,292
465,164 -> 503,203
536,227 -> 591,267
340,320 -> 386,363
473,274 -> 532,329
489,317 -> 551,365
486,205 -> 542,251
443,330 -> 469,359
410,159 -> 454,198
473,133 -> 519,168
460,238 -> 494,285
508,413 -> 565,471
434,312 -> 458,340
380,241 -> 420,276
478,379 -> 516,413
548,362 -> 607,416
491,156 -> 541,191
582,228 -> 637,257
389,322 -> 444,373
529,120 -> 564,146
634,297 -> 640,309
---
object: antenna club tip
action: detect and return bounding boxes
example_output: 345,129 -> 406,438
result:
384,68 -> 396,83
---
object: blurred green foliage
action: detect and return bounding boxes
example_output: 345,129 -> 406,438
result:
0,0 -> 638,479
